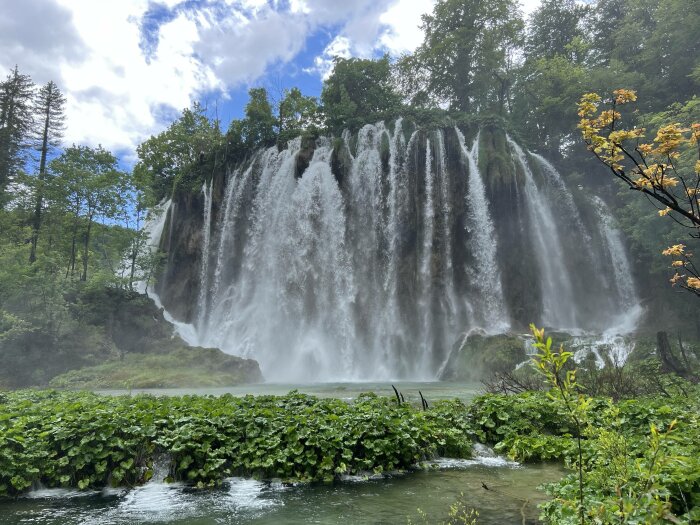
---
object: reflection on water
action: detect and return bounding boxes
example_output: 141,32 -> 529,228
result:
0,462 -> 562,525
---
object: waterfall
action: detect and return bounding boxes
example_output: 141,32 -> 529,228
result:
590,196 -> 642,333
419,136 -> 436,368
133,199 -> 171,294
507,136 -> 579,330
155,123 -> 642,381
529,153 -> 586,233
530,153 -> 611,293
455,128 -> 510,332
196,180 -> 214,333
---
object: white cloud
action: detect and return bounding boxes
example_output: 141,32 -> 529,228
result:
194,4 -> 310,87
0,0 -> 86,85
1,0 -> 544,162
378,0 -> 435,55
48,0 -> 220,161
306,36 -> 353,80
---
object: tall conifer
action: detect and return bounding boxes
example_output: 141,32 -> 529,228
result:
0,66 -> 35,194
29,81 -> 65,263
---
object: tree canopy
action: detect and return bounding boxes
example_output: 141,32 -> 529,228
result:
321,56 -> 401,132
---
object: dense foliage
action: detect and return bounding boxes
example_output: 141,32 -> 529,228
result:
0,391 -> 472,496
469,391 -> 700,523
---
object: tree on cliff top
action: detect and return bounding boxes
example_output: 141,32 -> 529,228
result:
135,103 -> 221,202
405,0 -> 523,114
321,56 -> 401,132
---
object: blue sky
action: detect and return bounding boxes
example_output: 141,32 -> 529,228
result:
1,0 -> 541,166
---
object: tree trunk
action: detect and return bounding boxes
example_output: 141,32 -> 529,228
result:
81,214 -> 93,281
657,331 -> 683,375
29,105 -> 50,263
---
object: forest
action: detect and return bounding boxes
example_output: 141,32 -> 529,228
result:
1,0 -> 699,523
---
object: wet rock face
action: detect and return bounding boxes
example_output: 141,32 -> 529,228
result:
156,190 -> 206,323
439,331 -> 528,382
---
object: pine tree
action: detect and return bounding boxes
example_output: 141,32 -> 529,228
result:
29,80 -> 66,263
0,66 -> 35,194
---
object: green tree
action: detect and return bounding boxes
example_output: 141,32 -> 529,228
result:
0,66 -> 35,195
638,0 -> 700,109
242,87 -> 276,149
29,81 -> 66,263
410,0 -> 523,113
49,145 -> 127,281
278,87 -> 320,145
511,55 -> 587,157
585,0 -> 698,110
525,0 -> 590,63
585,0 -> 627,67
321,56 -> 401,132
135,102 -> 221,202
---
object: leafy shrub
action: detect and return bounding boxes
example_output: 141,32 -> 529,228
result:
0,390 -> 473,495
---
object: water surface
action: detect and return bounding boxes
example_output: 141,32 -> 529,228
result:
96,381 -> 483,403
1,462 -> 562,524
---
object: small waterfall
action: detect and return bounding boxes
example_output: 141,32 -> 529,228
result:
196,180 -> 214,333
145,200 -> 171,252
530,153 -> 611,295
419,137 -> 436,367
590,196 -> 642,335
455,128 -> 510,332
591,196 -> 637,309
507,136 -> 578,330
529,153 -> 586,233
132,199 -> 171,295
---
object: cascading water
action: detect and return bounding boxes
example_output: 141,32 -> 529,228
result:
134,199 -> 171,295
156,124 -> 642,380
591,196 -> 639,314
530,153 -> 612,294
419,137 -> 436,369
507,136 -> 579,330
455,128 -> 509,332
197,180 -> 213,332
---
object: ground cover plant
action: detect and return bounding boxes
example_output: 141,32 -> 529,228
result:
0,390 -> 473,496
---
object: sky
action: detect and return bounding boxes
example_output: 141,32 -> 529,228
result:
0,0 -> 542,165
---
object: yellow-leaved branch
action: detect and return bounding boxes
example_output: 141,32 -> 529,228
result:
578,90 -> 700,296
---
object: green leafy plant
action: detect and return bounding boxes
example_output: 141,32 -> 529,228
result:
0,390 -> 474,496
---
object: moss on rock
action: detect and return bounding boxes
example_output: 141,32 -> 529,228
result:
49,346 -> 262,389
440,332 -> 527,382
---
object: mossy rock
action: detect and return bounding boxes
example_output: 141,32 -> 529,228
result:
440,332 -> 528,382
48,346 -> 263,389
